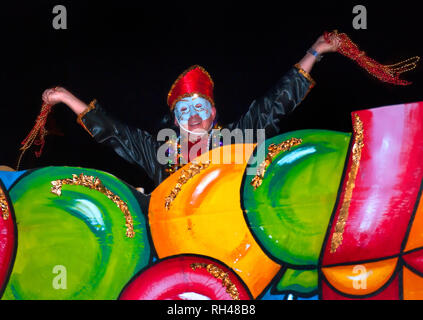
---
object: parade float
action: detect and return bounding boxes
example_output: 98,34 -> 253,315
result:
1,101 -> 422,300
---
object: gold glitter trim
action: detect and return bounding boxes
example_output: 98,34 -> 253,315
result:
76,99 -> 97,138
167,65 -> 214,109
51,173 -> 135,238
330,114 -> 364,253
190,263 -> 240,300
0,187 -> 9,220
165,161 -> 210,210
251,138 -> 303,190
294,63 -> 316,88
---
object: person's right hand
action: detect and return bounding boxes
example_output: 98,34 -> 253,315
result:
42,86 -> 70,105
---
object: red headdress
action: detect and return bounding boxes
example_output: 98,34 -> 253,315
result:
167,65 -> 215,111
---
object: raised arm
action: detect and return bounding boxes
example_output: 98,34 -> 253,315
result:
42,87 -> 88,115
298,33 -> 340,73
227,33 -> 340,138
41,88 -> 161,182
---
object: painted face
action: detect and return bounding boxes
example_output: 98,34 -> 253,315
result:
174,95 -> 214,133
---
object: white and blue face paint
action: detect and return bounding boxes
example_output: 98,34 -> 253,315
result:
174,95 -> 213,134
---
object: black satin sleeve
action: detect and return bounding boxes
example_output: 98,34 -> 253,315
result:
226,65 -> 315,138
77,101 -> 160,182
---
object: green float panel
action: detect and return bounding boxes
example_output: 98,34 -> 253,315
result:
243,130 -> 351,267
3,166 -> 151,300
276,268 -> 318,295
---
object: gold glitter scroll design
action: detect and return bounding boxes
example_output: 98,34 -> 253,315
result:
330,114 -> 364,253
50,173 -> 135,238
0,187 -> 10,220
165,161 -> 210,210
251,138 -> 303,190
190,263 -> 240,300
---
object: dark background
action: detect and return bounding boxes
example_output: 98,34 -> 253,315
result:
0,1 -> 421,193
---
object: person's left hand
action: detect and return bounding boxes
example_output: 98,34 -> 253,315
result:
312,34 -> 340,54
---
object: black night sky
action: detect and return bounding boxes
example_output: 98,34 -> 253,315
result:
0,1 -> 421,193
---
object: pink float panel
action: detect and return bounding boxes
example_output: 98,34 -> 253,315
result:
119,255 -> 252,300
322,102 -> 423,266
0,181 -> 16,294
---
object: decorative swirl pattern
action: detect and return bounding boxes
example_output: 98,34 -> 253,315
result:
51,173 -> 135,238
251,138 -> 303,190
191,263 -> 240,300
330,114 -> 364,253
165,161 -> 210,210
0,187 -> 9,220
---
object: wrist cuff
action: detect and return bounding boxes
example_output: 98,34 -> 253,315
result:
76,99 -> 97,137
294,64 -> 316,88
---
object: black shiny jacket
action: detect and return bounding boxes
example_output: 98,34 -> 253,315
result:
78,65 -> 314,188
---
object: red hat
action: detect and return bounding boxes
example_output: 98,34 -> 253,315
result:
167,65 -> 214,111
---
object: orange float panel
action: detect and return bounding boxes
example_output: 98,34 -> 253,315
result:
148,144 -> 280,298
322,258 -> 398,296
403,267 -> 423,300
404,195 -> 423,252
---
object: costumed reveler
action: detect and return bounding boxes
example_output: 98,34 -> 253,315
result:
21,31 -> 418,189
